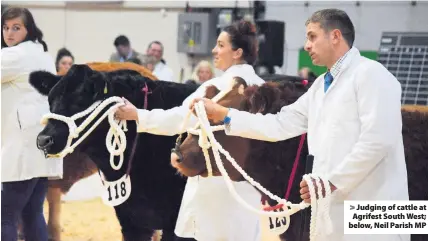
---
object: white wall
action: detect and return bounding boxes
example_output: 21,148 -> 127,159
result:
3,1 -> 224,82
265,1 -> 428,75
3,0 -> 257,81
4,1 -> 428,79
16,6 -> 189,81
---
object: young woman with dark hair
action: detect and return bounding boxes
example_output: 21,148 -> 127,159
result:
115,20 -> 264,241
1,7 -> 62,241
55,47 -> 74,73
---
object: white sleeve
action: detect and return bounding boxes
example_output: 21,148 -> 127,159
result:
327,63 -> 403,195
135,82 -> 209,136
224,89 -> 310,142
1,48 -> 23,83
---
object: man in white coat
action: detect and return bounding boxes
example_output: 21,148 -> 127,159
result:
191,9 -> 409,241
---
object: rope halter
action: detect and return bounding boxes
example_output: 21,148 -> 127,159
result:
40,96 -> 128,170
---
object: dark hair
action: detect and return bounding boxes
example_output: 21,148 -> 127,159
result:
55,47 -> 74,71
1,7 -> 48,51
305,8 -> 355,47
223,20 -> 258,65
114,35 -> 130,47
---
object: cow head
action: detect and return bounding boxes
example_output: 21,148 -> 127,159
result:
31,65 -> 108,155
171,77 -> 249,180
30,64 -> 149,156
170,77 -> 309,203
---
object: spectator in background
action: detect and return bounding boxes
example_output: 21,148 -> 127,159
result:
146,40 -> 174,82
185,60 -> 215,85
1,7 -> 63,241
298,66 -> 318,82
55,47 -> 74,74
110,35 -> 142,63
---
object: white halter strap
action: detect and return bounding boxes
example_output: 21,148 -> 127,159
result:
41,96 -> 127,170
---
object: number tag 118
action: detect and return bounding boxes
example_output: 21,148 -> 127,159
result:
262,206 -> 291,235
101,174 -> 131,207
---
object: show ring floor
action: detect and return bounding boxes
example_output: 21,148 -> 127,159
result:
45,174 -> 281,241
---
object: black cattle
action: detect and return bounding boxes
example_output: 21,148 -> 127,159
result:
29,64 -> 198,241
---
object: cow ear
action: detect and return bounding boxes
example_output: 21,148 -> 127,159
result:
231,76 -> 248,95
205,85 -> 220,99
29,71 -> 61,96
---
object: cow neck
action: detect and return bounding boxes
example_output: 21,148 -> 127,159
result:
106,75 -> 150,110
262,133 -> 307,210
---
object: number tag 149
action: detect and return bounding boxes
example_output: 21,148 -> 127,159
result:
101,174 -> 131,207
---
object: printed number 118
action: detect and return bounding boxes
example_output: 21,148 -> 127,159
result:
107,181 -> 127,201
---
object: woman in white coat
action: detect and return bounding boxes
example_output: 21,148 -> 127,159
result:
115,20 -> 265,241
1,7 -> 62,241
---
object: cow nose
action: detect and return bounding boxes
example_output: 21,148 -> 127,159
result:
37,135 -> 54,150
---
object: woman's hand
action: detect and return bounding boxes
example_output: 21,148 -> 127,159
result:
115,97 -> 139,121
189,98 -> 229,123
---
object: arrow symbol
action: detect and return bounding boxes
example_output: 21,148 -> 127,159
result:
350,205 -> 355,210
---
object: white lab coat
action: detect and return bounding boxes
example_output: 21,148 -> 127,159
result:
136,64 -> 265,241
153,61 -> 174,82
1,41 -> 63,182
225,49 -> 410,241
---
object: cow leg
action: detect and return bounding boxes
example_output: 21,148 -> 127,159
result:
17,218 -> 25,240
122,227 -> 154,241
161,228 -> 197,241
46,187 -> 62,241
159,229 -> 175,241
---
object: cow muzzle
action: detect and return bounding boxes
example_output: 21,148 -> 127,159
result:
37,134 -> 54,151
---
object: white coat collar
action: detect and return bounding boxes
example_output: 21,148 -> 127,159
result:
329,46 -> 360,79
224,64 -> 255,75
18,40 -> 44,51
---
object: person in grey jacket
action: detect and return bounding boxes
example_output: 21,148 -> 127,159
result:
109,35 -> 142,63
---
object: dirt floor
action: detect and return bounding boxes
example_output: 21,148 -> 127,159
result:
43,198 -> 122,241
43,198 -> 281,241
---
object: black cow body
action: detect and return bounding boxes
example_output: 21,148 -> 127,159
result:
30,65 -> 198,241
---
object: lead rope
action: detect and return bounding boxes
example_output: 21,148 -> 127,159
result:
186,99 -> 333,240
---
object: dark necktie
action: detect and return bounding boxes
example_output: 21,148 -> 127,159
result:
324,72 -> 334,93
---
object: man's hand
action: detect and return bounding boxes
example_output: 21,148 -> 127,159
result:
115,97 -> 139,121
300,178 -> 337,203
189,98 -> 229,123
